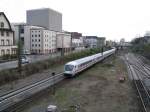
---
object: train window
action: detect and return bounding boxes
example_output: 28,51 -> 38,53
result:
65,65 -> 74,71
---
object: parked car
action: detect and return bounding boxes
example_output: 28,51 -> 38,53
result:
22,50 -> 31,55
21,55 -> 30,64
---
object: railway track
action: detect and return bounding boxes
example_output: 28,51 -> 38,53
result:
0,72 -> 65,111
125,53 -> 150,112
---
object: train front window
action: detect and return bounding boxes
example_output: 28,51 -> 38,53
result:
65,65 -> 74,71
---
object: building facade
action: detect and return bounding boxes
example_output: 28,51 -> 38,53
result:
56,32 -> 71,52
30,28 -> 57,54
97,37 -> 105,48
27,8 -> 62,32
72,37 -> 85,49
12,24 -> 58,54
85,36 -> 98,48
12,24 -> 45,54
0,12 -> 17,56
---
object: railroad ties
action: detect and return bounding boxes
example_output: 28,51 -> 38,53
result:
0,73 -> 64,111
125,53 -> 150,112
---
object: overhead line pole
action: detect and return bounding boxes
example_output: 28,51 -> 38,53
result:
18,25 -> 22,73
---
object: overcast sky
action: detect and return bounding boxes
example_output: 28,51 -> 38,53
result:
1,0 -> 150,41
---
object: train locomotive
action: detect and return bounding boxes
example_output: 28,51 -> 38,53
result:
64,48 -> 116,77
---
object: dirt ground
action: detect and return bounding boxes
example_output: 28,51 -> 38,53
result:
21,54 -> 140,112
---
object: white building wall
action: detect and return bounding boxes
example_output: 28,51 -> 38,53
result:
49,30 -> 57,52
0,15 -> 9,29
30,29 -> 57,54
85,38 -> 98,48
56,32 -> 71,48
31,29 -> 43,54
12,24 -> 46,54
72,37 -> 84,48
0,13 -> 17,56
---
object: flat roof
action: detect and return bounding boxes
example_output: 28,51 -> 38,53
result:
27,8 -> 62,15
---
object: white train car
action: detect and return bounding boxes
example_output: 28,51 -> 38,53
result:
64,48 -> 116,77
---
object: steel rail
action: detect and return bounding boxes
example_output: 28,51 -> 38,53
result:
125,56 -> 150,112
127,62 -> 148,112
0,72 -> 64,111
0,71 -> 62,98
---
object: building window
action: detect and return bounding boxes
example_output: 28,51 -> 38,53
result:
35,44 -> 37,47
1,39 -> 4,45
6,39 -> 10,45
32,44 -> 34,47
35,39 -> 37,42
35,35 -> 37,37
39,39 -> 40,42
7,49 -> 10,54
1,49 -> 5,55
0,22 -> 4,28
6,31 -> 9,36
1,31 -> 4,36
32,35 -> 33,37
20,28 -> 24,33
39,35 -> 40,37
32,39 -> 34,42
39,44 -> 40,47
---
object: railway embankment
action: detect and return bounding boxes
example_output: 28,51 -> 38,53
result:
21,53 -> 140,112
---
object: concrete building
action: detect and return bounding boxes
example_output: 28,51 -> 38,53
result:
72,37 -> 85,49
12,24 -> 45,54
11,23 -> 26,44
106,40 -> 116,47
56,32 -> 71,52
85,36 -> 98,48
12,23 -> 57,54
71,32 -> 82,39
0,12 -> 17,56
27,8 -> 62,32
97,37 -> 105,48
31,28 -> 57,54
70,32 -> 84,49
120,38 -> 125,46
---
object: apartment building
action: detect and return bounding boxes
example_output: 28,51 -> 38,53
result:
12,24 -> 46,54
97,37 -> 105,48
31,28 -> 57,54
72,37 -> 85,48
56,32 -> 71,52
85,36 -> 98,48
0,12 -> 17,56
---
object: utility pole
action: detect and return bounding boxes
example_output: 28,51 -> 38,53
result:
52,72 -> 56,95
18,25 -> 22,73
102,46 -> 104,56
61,34 -> 64,57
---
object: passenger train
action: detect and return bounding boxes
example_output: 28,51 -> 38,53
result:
64,48 -> 116,77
